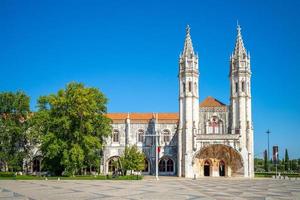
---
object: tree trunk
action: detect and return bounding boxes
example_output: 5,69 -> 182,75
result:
4,162 -> 8,172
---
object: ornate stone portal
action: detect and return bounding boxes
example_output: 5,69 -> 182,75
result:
193,144 -> 244,177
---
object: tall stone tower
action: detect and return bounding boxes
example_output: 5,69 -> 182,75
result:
229,24 -> 254,177
178,25 -> 199,178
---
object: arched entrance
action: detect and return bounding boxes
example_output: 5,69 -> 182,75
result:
193,144 -> 244,177
107,156 -> 120,174
142,158 -> 150,174
32,156 -> 42,173
204,160 -> 211,176
219,160 -> 225,176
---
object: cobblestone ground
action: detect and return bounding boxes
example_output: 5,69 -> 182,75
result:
0,177 -> 299,200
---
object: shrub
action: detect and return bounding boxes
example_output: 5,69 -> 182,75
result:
0,172 -> 15,177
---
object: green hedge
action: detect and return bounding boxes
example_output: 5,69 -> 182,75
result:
0,174 -> 143,180
0,172 -> 16,177
255,172 -> 300,178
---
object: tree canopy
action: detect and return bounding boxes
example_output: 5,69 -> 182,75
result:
30,82 -> 112,175
284,149 -> 289,171
0,91 -> 30,171
120,145 -> 145,175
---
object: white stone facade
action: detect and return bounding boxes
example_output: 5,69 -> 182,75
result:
103,25 -> 254,178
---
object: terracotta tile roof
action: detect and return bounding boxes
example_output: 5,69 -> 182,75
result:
105,113 -> 179,123
199,96 -> 226,107
105,113 -> 128,120
157,113 -> 179,120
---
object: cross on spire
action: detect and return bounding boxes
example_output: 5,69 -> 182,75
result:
233,23 -> 247,58
182,24 -> 195,57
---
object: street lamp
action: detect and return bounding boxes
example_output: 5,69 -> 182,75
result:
144,131 -> 160,180
266,129 -> 271,172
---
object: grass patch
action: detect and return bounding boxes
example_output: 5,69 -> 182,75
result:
0,175 -> 143,180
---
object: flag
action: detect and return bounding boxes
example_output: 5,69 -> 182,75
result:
273,146 -> 279,164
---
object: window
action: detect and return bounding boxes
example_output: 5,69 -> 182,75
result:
207,116 -> 223,134
138,129 -> 144,143
194,82 -> 197,94
112,130 -> 119,142
163,129 -> 171,143
242,81 -> 245,92
188,81 -> 192,92
166,159 -> 174,172
183,83 -> 186,93
159,158 -> 174,172
159,159 -> 166,172
235,82 -> 238,93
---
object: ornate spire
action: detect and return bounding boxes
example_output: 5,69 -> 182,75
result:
233,24 -> 247,58
182,25 -> 195,57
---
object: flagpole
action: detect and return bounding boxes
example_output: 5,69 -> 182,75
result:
144,132 -> 160,180
275,152 -> 278,178
156,134 -> 159,180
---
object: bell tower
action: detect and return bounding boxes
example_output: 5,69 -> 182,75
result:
178,25 -> 199,178
229,24 -> 254,177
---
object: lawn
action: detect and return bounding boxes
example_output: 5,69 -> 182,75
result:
0,175 -> 143,180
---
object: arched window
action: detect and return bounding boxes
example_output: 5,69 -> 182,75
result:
188,81 -> 192,92
137,129 -> 144,143
235,82 -> 238,93
108,156 -> 120,172
112,130 -> 119,143
159,159 -> 166,172
159,157 -> 174,172
183,82 -> 186,93
207,116 -> 223,134
162,129 -> 171,143
166,159 -> 174,172
242,81 -> 245,92
211,117 -> 218,133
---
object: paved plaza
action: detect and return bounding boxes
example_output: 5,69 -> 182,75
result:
0,177 -> 299,200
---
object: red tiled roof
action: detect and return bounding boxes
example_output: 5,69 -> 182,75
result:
105,113 -> 179,123
199,96 -> 226,107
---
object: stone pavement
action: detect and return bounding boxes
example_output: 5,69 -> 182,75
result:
0,177 -> 299,200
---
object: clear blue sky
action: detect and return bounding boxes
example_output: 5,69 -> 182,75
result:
0,0 -> 299,158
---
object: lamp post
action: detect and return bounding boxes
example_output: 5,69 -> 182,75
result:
275,152 -> 278,178
266,129 -> 271,172
144,132 -> 160,180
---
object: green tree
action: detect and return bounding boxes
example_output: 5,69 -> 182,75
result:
30,82 -> 112,175
291,159 -> 298,171
284,149 -> 289,171
0,92 -> 30,171
120,145 -> 145,175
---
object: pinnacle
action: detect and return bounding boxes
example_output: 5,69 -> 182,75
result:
233,24 -> 247,58
182,25 -> 195,57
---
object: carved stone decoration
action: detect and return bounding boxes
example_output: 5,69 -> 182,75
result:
194,144 -> 244,177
